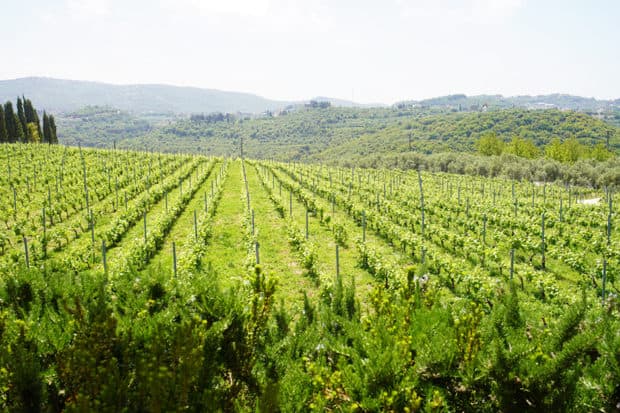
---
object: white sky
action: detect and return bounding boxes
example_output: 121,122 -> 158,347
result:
1,0 -> 618,104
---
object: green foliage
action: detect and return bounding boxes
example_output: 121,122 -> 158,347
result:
2,97 -> 54,145
0,147 -> 619,411
476,131 -> 505,156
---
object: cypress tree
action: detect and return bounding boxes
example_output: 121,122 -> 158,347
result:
4,102 -> 18,143
16,97 -> 28,139
0,105 -> 7,143
49,115 -> 58,144
14,114 -> 25,142
42,112 -> 50,144
24,98 -> 42,139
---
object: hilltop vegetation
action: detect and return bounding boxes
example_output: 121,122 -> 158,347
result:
112,107 -> 618,157
56,106 -> 158,147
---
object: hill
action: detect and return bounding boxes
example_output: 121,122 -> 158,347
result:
0,77 -> 382,115
0,77 -> 292,114
114,107 -> 619,162
397,93 -> 619,112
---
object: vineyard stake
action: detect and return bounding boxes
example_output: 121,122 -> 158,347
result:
252,209 -> 255,235
541,212 -> 546,270
172,242 -> 177,277
602,259 -> 607,304
336,244 -> 340,278
23,237 -> 29,268
102,240 -> 108,275
90,209 -> 95,247
607,214 -> 612,246
194,210 -> 198,240
143,212 -> 147,244
510,249 -> 514,281
42,207 -> 47,257
255,241 -> 260,264
418,168 -> 425,237
362,210 -> 366,242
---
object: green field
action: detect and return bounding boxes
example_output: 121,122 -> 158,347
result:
1,143 -> 619,411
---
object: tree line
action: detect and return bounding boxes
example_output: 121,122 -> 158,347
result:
476,131 -> 614,162
0,96 -> 58,144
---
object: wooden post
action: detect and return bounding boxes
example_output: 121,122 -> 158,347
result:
466,197 -> 470,218
255,241 -> 260,264
336,244 -> 340,278
251,209 -> 255,235
90,209 -> 95,247
23,237 -> 29,268
172,242 -> 177,277
418,168 -> 425,237
102,240 -> 108,275
510,249 -> 514,281
482,214 -> 487,244
514,201 -> 518,217
362,210 -> 366,242
602,259 -> 607,304
42,207 -> 47,257
541,212 -> 546,269
607,213 -> 611,246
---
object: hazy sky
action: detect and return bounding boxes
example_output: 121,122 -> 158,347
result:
2,0 -> 618,103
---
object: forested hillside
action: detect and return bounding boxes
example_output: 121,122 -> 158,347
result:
114,107 -> 619,161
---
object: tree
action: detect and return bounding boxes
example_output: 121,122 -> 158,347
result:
49,115 -> 58,144
476,132 -> 505,156
0,105 -> 7,143
589,143 -> 613,161
545,138 -> 564,162
24,98 -> 42,139
561,136 -> 583,163
27,122 -> 41,143
16,97 -> 28,140
4,101 -> 19,143
42,112 -> 51,144
506,136 -> 539,159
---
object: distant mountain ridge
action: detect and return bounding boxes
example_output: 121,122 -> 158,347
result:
0,77 -> 618,115
0,77 -> 294,114
397,93 -> 619,111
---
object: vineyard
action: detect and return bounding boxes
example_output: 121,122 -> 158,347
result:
1,143 -> 619,411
